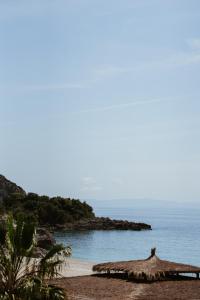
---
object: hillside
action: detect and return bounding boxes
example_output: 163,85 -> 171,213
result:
0,175 -> 94,225
0,175 -> 26,200
0,175 -> 151,230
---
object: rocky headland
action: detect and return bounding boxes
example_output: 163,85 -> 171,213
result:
0,174 -> 151,232
54,217 -> 151,231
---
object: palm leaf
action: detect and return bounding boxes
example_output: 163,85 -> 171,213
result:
0,216 -> 70,300
6,214 -> 15,254
21,222 -> 36,254
42,244 -> 65,261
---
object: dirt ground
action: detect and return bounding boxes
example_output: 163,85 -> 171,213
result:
51,275 -> 200,300
137,280 -> 200,300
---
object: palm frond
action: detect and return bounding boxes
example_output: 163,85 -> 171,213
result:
21,222 -> 36,255
0,215 -> 70,300
6,214 -> 15,254
42,244 -> 65,261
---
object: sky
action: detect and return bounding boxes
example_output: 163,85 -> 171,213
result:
0,0 -> 200,202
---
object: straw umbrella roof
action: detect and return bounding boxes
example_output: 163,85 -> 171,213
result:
93,248 -> 200,281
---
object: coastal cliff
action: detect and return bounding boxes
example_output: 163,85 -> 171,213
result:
0,175 -> 151,231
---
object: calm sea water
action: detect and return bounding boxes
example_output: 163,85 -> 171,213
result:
54,200 -> 200,266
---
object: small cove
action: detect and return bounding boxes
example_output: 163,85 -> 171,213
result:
54,201 -> 200,266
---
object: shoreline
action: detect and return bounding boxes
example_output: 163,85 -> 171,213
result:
60,258 -> 95,277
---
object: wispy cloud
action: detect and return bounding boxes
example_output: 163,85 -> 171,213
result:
156,51 -> 200,68
21,83 -> 87,91
18,48 -> 200,92
0,82 -> 88,93
80,177 -> 102,192
2,38 -> 200,95
90,46 -> 200,84
129,51 -> 200,73
93,65 -> 129,77
73,97 -> 173,114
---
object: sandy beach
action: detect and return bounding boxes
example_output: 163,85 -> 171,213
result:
60,258 -> 95,277
52,275 -> 200,300
52,259 -> 200,299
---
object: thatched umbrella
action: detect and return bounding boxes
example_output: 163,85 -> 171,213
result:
93,248 -> 200,281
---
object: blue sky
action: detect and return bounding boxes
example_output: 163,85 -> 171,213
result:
0,0 -> 200,202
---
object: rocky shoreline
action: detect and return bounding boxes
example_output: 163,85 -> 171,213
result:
35,217 -> 151,256
53,217 -> 151,231
0,174 -> 152,256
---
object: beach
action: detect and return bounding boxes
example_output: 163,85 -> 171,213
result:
52,274 -> 200,300
54,258 -> 200,299
53,203 -> 200,298
61,258 -> 94,277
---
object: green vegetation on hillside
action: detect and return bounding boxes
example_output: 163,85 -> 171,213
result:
1,193 -> 95,226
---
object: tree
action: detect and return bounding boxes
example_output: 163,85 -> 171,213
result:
0,215 -> 71,299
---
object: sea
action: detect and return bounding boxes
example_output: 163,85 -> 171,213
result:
54,200 -> 200,266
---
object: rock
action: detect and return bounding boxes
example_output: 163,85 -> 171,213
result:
36,228 -> 56,250
63,217 -> 151,231
0,175 -> 26,200
54,224 -> 66,230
